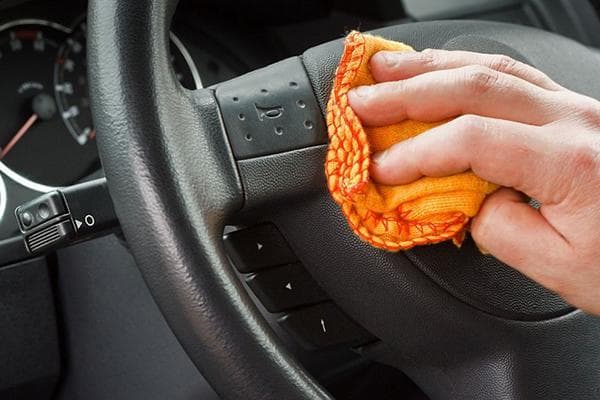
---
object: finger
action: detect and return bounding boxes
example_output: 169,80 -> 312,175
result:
471,187 -> 572,296
370,49 -> 563,91
370,115 -> 572,205
348,65 -> 565,126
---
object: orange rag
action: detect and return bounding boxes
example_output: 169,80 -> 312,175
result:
325,31 -> 498,251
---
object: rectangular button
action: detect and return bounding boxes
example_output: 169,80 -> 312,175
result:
25,220 -> 75,253
223,224 -> 297,272
215,57 -> 326,159
246,263 -> 328,312
16,191 -> 67,232
279,302 -> 375,350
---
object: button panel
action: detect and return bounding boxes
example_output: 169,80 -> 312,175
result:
246,262 -> 328,312
224,224 -> 297,272
215,57 -> 326,160
15,178 -> 118,255
16,191 -> 67,231
224,223 -> 376,350
279,302 -> 375,350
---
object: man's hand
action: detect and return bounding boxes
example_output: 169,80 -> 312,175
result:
348,49 -> 600,314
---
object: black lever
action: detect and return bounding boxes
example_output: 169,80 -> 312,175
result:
15,178 -> 119,255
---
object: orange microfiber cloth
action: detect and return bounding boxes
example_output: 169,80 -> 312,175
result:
325,31 -> 498,251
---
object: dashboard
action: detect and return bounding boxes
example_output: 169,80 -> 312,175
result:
0,0 -> 247,240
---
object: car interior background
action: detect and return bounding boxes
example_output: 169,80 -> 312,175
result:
0,0 -> 599,399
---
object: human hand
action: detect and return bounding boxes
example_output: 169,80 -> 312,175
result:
348,49 -> 600,314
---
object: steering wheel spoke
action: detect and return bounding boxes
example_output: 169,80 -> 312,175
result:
208,56 -> 329,214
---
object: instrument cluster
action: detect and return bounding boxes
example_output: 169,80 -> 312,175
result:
0,18 -> 201,192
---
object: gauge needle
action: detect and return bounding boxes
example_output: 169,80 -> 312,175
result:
0,113 -> 38,159
1,93 -> 55,159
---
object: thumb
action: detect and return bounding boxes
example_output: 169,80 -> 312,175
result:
471,188 -> 570,294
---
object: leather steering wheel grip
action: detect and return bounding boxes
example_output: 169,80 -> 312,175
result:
87,0 -> 331,399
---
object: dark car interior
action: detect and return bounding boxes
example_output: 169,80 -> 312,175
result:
1,0 -> 600,399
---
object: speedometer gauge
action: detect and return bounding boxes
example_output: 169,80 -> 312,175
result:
0,19 -> 202,192
0,20 -> 97,190
54,24 -> 93,145
54,22 -> 202,147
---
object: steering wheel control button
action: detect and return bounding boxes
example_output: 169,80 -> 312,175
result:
37,202 -> 50,219
224,224 -> 297,272
246,263 -> 329,312
216,57 -> 326,159
279,302 -> 375,350
16,191 -> 68,232
25,220 -> 75,253
20,211 -> 33,228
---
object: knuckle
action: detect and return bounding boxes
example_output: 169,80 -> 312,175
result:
567,144 -> 600,175
576,100 -> 600,126
418,48 -> 437,68
390,79 -> 406,93
464,65 -> 499,95
389,81 -> 408,104
453,114 -> 486,142
489,54 -> 518,74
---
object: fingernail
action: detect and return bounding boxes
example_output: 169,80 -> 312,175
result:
349,85 -> 373,99
379,52 -> 398,67
371,150 -> 388,165
475,242 -> 490,255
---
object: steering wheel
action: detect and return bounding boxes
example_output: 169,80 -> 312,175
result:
87,0 -> 600,399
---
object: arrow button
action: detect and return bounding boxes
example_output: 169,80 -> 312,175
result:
279,302 -> 375,349
223,224 -> 297,273
245,263 -> 328,313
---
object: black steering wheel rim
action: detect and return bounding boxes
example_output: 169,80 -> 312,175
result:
87,1 -> 329,399
88,0 -> 600,398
